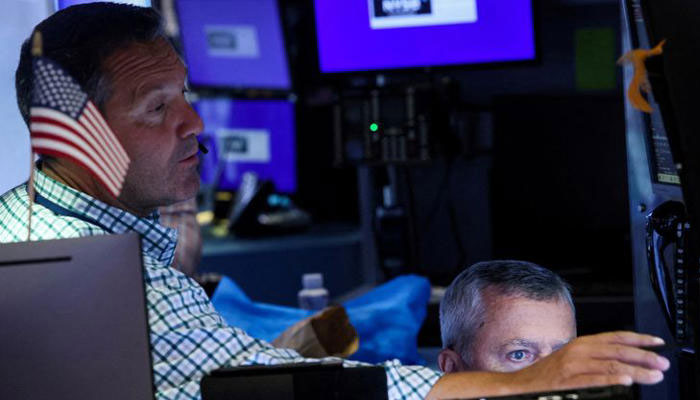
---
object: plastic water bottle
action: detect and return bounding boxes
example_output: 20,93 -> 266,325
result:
298,273 -> 329,311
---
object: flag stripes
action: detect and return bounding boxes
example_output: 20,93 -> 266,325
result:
30,56 -> 129,197
30,139 -> 120,196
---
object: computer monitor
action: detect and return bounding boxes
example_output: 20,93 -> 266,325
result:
196,98 -> 296,193
314,0 -> 536,73
0,233 -> 154,399
176,0 -> 291,90
55,0 -> 151,9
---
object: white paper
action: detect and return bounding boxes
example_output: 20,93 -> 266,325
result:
368,0 -> 478,29
216,128 -> 271,163
204,25 -> 260,59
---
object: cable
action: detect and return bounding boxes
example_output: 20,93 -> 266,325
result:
419,157 -> 455,233
403,166 -> 421,274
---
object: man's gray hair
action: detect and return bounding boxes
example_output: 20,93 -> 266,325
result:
439,260 -> 575,367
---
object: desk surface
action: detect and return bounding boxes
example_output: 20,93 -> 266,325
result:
202,224 -> 362,256
199,223 -> 366,306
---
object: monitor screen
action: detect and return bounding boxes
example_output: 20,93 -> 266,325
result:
195,98 -> 296,193
176,0 -> 291,90
56,0 -> 150,9
314,0 -> 536,72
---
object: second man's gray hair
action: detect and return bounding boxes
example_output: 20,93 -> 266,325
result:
439,260 -> 575,367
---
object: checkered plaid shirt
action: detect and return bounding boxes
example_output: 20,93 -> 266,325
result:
0,169 -> 441,400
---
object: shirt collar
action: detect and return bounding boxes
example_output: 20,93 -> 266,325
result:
33,168 -> 177,266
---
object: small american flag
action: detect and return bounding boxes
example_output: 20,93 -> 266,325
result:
30,56 -> 130,197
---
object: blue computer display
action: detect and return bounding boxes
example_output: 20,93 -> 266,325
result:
314,0 -> 535,72
195,98 -> 296,193
176,0 -> 291,90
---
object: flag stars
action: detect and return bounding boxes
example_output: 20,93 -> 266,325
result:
32,57 -> 88,119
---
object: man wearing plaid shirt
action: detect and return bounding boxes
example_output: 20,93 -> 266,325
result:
3,3 -> 670,400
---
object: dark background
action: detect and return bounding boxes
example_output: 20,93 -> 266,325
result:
274,0 -> 633,341
282,0 -> 630,291
177,0 -> 636,341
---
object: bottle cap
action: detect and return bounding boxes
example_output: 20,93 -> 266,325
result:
302,273 -> 323,289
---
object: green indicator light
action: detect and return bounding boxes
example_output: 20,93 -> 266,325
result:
370,123 -> 379,132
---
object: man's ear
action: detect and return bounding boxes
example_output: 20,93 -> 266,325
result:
438,348 -> 467,373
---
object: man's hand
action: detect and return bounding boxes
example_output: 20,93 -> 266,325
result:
426,331 -> 670,399
509,331 -> 669,390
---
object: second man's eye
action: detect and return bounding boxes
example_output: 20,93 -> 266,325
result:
153,103 -> 165,112
506,350 -> 532,363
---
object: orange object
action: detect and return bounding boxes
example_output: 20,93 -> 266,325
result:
618,40 -> 666,113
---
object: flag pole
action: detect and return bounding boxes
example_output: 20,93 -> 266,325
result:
26,31 -> 42,242
26,153 -> 36,241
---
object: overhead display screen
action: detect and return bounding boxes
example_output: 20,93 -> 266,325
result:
314,0 -> 536,72
177,0 -> 291,90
